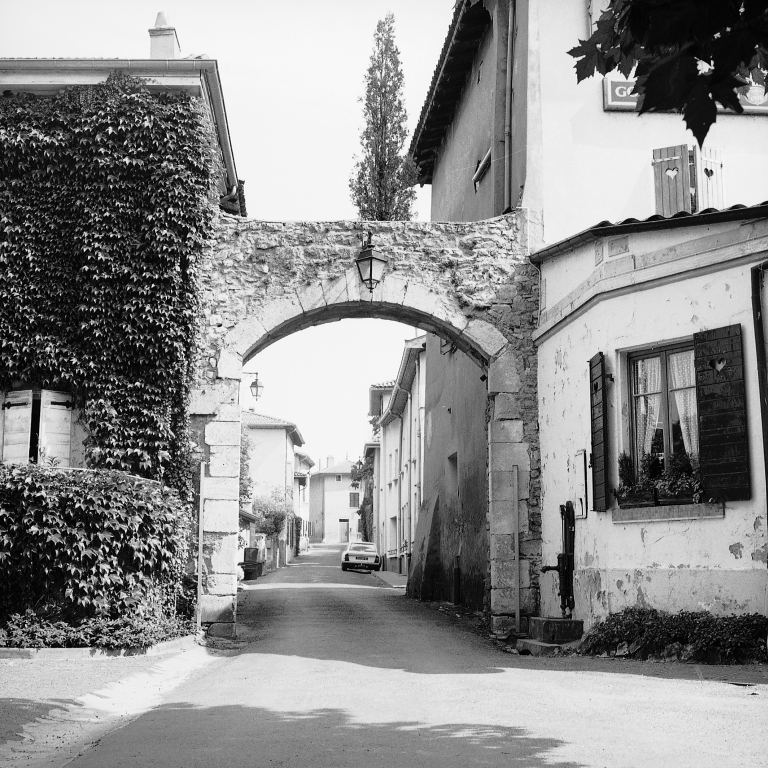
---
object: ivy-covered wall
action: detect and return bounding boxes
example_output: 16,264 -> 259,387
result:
0,73 -> 220,497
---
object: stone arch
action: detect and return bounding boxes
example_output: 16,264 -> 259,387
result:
190,214 -> 538,638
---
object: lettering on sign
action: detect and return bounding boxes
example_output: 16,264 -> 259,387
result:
603,79 -> 768,114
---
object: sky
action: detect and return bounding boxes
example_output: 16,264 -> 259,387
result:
0,0 -> 453,464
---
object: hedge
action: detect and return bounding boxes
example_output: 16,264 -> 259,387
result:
0,465 -> 191,622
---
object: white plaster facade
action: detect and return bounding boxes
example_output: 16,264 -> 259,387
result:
309,460 -> 361,544
534,218 -> 768,627
374,337 -> 426,574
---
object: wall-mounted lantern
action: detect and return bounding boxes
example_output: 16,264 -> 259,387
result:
249,374 -> 264,400
355,231 -> 388,292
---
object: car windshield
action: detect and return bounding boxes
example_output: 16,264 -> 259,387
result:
349,544 -> 376,552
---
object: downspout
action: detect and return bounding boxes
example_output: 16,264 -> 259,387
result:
407,385 -> 414,569
503,0 -> 514,213
397,413 -> 405,574
750,262 -> 768,603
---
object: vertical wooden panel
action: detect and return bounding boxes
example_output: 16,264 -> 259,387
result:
589,352 -> 608,511
694,325 -> 750,501
696,146 -> 724,211
653,145 -> 691,216
2,390 -> 33,464
39,390 -> 73,466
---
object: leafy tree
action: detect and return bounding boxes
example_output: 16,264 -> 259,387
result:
569,0 -> 768,145
350,14 -> 417,220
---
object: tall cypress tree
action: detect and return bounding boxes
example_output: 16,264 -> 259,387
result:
350,14 -> 417,221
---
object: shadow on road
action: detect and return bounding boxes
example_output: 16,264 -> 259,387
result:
72,702 -> 586,768
0,697 -> 77,743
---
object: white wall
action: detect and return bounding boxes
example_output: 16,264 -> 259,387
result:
537,230 -> 768,626
528,1 -> 768,245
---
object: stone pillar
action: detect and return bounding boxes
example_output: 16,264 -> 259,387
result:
190,380 -> 242,639
488,347 -> 531,635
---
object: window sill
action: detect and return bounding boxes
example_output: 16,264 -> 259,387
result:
612,502 -> 724,523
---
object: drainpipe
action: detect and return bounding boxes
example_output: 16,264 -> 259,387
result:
196,461 -> 205,634
397,413 -> 404,574
750,263 -> 768,586
503,0 -> 514,213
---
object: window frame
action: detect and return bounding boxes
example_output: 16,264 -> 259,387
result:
627,340 -> 697,478
349,492 -> 360,508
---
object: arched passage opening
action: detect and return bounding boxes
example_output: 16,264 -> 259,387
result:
190,214 -> 538,639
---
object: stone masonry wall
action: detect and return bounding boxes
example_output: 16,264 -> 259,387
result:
190,211 -> 540,637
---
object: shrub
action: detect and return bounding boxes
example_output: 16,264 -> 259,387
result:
579,607 -> 768,663
0,465 -> 191,622
0,609 -> 194,649
252,491 -> 289,537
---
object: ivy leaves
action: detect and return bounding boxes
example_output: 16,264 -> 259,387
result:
0,72 -> 218,488
0,465 -> 190,620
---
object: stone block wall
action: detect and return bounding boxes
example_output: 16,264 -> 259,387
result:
190,211 -> 539,636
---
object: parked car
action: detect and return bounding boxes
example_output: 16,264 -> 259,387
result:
341,542 -> 381,571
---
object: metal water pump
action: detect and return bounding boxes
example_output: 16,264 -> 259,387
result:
541,501 -> 576,618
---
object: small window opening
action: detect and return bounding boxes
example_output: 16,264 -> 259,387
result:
29,392 -> 41,463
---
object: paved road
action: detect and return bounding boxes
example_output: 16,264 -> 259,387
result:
6,544 -> 767,767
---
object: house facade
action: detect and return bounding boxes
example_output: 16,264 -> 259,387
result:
309,459 -> 361,544
243,410 -> 308,566
0,15 -> 244,473
373,338 -> 426,574
409,0 -> 768,626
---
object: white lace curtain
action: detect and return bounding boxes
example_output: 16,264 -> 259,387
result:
634,357 -> 662,458
669,350 -> 698,461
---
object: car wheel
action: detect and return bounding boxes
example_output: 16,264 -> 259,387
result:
341,563 -> 348,571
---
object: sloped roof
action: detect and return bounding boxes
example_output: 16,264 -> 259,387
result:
408,0 -> 491,184
314,459 -> 355,476
531,201 -> 768,263
242,411 -> 304,447
380,336 -> 427,428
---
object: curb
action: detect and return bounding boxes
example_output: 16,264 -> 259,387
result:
0,632 -> 197,660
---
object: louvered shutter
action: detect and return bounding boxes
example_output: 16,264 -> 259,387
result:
2,390 -> 33,464
589,352 -> 608,511
653,145 -> 692,216
39,390 -> 73,467
695,147 -> 724,211
694,325 -> 750,501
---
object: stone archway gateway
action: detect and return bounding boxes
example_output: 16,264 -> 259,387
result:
190,212 -> 540,637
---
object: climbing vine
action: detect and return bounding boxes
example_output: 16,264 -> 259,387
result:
0,73 -> 220,498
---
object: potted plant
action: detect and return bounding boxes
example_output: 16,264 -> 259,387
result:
655,453 -> 703,504
613,451 -> 656,507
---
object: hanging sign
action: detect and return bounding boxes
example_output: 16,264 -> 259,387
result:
603,79 -> 768,114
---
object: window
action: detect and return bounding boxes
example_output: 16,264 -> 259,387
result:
1,389 -> 74,466
591,324 -> 750,511
335,474 -> 342,482
629,344 -> 697,479
349,492 -> 360,508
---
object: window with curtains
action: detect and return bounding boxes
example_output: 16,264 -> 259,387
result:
629,344 -> 698,480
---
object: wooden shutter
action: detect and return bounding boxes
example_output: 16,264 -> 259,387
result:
653,145 -> 692,216
2,390 -> 33,464
694,147 -> 724,211
694,325 -> 750,501
589,352 -> 608,511
39,390 -> 73,467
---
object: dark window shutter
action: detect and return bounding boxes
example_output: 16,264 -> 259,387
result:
653,145 -> 692,216
589,352 -> 608,511
694,324 -> 750,501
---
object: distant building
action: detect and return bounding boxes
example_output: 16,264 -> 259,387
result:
243,410 -> 309,566
309,458 -> 360,544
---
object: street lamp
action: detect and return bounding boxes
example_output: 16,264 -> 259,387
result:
249,374 -> 264,401
355,231 -> 388,292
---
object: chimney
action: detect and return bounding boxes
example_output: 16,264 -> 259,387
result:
327,455 -> 334,469
149,12 -> 181,59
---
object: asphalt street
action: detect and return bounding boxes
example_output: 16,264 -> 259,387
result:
2,543 -> 766,767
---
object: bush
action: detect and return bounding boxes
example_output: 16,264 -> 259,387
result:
579,607 -> 768,663
252,491 -> 289,537
0,609 -> 194,649
0,465 -> 191,622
